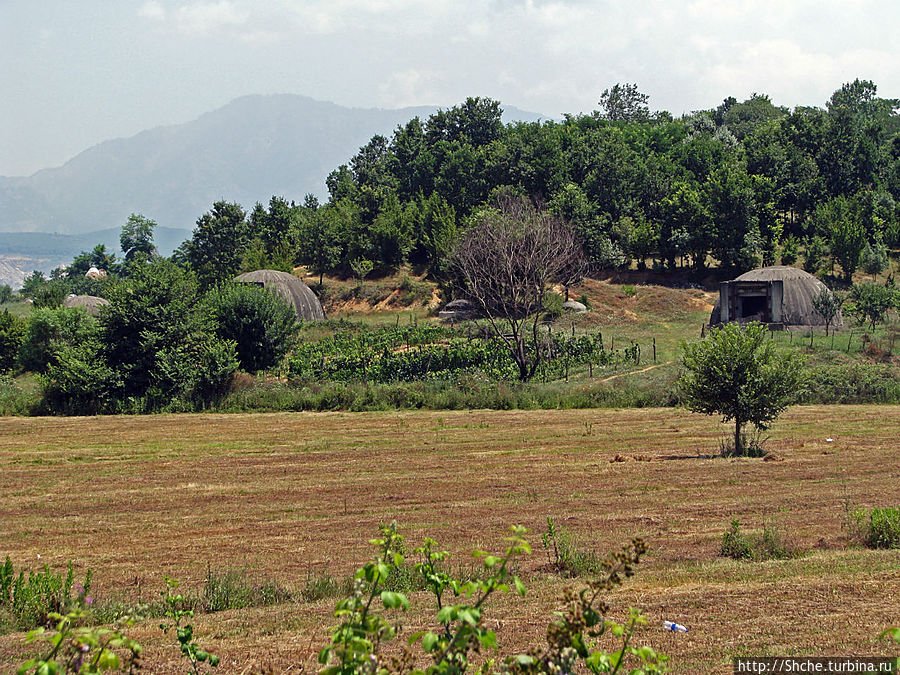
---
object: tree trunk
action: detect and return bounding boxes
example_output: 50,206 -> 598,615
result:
734,418 -> 742,456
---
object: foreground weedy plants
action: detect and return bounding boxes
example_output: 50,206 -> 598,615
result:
160,577 -> 219,674
319,523 -> 667,675
17,610 -> 143,675
1,557 -> 93,632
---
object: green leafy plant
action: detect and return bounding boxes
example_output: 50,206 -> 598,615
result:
679,322 -> 806,457
159,577 -> 219,674
1,558 -> 93,631
844,503 -> 900,549
203,282 -> 298,374
318,524 -> 667,675
720,519 -> 799,561
17,610 -> 143,675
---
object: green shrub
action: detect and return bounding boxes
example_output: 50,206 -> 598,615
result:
803,363 -> 900,404
31,280 -> 68,309
41,339 -> 124,415
204,282 -> 298,373
845,504 -> 900,549
0,557 -> 93,632
0,374 -> 40,415
203,566 -> 294,612
720,519 -> 799,561
720,519 -> 754,560
18,306 -> 100,373
0,310 -> 26,372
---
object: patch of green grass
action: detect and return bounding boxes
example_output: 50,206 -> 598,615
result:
720,519 -> 801,562
844,503 -> 900,549
203,565 -> 294,612
540,517 -> 606,577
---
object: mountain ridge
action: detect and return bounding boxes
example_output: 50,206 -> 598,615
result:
0,94 -> 546,237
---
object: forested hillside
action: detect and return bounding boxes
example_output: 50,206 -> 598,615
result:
201,80 -> 896,283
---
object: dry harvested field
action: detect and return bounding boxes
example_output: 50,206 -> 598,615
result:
1,407 -> 898,673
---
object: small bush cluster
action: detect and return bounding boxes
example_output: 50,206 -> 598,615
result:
0,557 -> 93,632
802,362 -> 900,404
844,504 -> 900,549
720,519 -> 800,561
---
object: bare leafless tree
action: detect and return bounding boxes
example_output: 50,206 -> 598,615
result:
450,196 -> 586,380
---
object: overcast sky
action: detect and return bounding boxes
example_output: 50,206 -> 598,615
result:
1,0 -> 898,177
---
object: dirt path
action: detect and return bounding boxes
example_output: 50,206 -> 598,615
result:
599,361 -> 671,382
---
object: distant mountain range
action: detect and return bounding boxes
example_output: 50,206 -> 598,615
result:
0,94 -> 545,287
0,94 -> 545,236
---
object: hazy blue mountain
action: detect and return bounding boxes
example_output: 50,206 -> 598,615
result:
0,94 -> 547,236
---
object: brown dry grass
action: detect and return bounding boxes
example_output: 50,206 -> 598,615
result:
1,407 -> 898,673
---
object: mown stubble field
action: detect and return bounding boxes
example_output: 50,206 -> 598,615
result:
1,407 -> 898,673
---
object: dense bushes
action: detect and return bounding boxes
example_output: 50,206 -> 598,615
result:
845,505 -> 900,549
18,307 -> 99,373
203,282 -> 297,373
802,362 -> 900,403
0,310 -> 26,373
37,260 -> 239,414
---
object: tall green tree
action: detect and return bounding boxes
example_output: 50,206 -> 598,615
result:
120,214 -> 157,261
816,196 -> 866,281
182,201 -> 249,289
598,83 -> 650,123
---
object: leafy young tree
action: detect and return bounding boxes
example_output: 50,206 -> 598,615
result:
450,196 -> 585,381
848,282 -> 897,331
679,322 -> 806,456
802,235 -> 830,275
861,239 -> 889,281
298,208 -> 342,286
182,201 -> 249,289
811,287 -> 844,337
598,83 -> 650,123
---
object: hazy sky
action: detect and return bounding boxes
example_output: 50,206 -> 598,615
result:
2,0 -> 898,176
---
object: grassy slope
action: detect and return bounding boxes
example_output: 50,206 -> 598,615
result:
0,407 -> 898,672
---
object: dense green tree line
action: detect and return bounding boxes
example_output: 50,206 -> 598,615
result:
28,79 -> 898,295
296,79 -> 897,279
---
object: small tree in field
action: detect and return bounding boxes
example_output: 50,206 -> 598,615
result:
450,196 -> 586,380
812,286 -> 844,337
679,322 -> 806,456
848,282 -> 897,331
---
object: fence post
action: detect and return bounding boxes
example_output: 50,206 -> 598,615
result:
847,331 -> 852,352
653,337 -> 657,363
